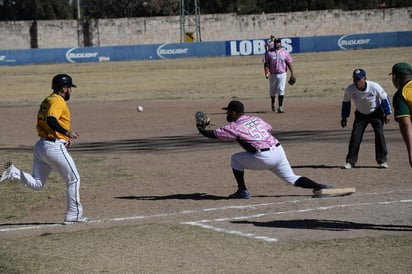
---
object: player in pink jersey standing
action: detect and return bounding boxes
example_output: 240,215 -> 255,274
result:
0,74 -> 87,224
263,38 -> 296,113
196,100 -> 333,199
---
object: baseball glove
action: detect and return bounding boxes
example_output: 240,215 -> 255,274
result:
288,77 -> 296,86
195,111 -> 211,129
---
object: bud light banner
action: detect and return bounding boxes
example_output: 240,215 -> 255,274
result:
298,30 -> 412,52
0,42 -> 226,66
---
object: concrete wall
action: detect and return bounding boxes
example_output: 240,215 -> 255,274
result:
0,8 -> 411,50
37,20 -> 81,48
0,21 -> 32,50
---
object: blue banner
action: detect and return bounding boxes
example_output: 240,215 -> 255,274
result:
0,31 -> 410,66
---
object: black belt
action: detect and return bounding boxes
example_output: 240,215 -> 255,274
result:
260,143 -> 280,152
45,138 -> 56,142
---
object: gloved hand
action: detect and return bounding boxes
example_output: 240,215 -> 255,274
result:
195,111 -> 211,129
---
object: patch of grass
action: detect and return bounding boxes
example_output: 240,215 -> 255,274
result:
1,47 -> 411,106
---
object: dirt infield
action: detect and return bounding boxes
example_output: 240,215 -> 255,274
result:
0,49 -> 411,273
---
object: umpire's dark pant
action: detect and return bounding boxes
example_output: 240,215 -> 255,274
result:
346,108 -> 387,165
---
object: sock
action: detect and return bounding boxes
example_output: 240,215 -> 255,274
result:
232,169 -> 247,190
294,177 -> 324,190
278,95 -> 284,107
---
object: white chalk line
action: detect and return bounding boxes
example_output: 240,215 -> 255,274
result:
0,188 -> 411,236
182,198 -> 412,243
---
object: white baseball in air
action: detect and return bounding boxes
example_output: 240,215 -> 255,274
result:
137,106 -> 143,112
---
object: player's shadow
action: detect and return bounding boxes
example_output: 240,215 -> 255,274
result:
231,219 -> 412,232
292,164 -> 344,169
115,193 -> 228,201
115,193 -> 311,201
292,165 -> 385,169
0,222 -> 60,227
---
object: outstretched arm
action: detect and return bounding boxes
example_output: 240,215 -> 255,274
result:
197,127 -> 217,139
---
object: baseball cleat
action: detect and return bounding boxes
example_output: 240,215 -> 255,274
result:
228,189 -> 250,199
313,187 -> 355,198
277,107 -> 284,113
380,162 -> 389,168
344,162 -> 354,169
63,217 -> 89,225
0,161 -> 13,183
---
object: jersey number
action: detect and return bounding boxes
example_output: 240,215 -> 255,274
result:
249,125 -> 269,140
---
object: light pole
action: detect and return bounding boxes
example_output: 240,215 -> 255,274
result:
180,0 -> 201,43
77,0 -> 80,19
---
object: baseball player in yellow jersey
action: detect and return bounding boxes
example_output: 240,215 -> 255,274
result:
391,63 -> 412,167
0,74 -> 88,224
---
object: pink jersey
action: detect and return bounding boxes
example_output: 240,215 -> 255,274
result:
263,48 -> 292,74
214,115 -> 278,152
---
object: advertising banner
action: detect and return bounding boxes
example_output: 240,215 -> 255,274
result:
0,31 -> 410,66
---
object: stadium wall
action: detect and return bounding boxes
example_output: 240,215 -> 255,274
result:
0,8 -> 411,50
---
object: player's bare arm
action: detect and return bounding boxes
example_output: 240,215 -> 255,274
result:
287,63 -> 296,80
398,116 -> 412,167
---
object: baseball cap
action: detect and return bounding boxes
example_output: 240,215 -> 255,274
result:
274,38 -> 282,43
222,100 -> 244,113
389,63 -> 412,76
353,69 -> 366,80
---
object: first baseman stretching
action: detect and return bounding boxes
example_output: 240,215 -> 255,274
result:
197,100 -> 339,199
0,74 -> 87,224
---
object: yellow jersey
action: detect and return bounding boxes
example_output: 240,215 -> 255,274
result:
36,93 -> 70,141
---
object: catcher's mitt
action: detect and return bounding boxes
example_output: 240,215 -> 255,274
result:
195,111 -> 211,129
288,77 -> 296,86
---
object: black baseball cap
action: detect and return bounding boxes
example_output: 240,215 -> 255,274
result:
274,38 -> 282,43
222,100 -> 244,113
353,69 -> 366,80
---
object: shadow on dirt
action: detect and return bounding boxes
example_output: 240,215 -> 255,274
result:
115,193 -> 311,201
0,222 -> 60,226
115,193 -> 228,200
292,165 -> 386,169
0,129 -> 400,154
231,219 -> 412,231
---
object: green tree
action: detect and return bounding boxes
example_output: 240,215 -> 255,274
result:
0,0 -> 74,20
1,0 -> 411,20
82,0 -> 179,19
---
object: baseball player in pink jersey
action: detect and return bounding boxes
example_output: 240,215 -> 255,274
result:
0,74 -> 87,224
196,100 -> 332,199
263,38 -> 296,113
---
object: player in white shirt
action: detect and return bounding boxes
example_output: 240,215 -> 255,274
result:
341,69 -> 392,169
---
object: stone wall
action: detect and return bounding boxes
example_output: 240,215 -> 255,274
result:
0,8 -> 411,50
